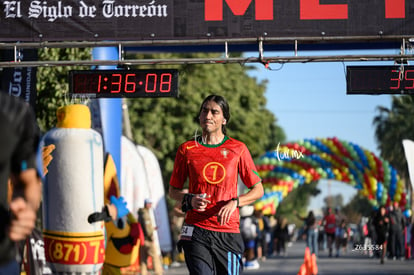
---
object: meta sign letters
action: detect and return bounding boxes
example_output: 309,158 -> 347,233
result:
205,0 -> 405,20
0,0 -> 412,42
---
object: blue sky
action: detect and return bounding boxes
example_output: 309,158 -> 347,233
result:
246,49 -> 398,211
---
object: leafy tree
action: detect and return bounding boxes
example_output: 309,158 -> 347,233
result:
276,181 -> 320,226
323,194 -> 344,210
342,193 -> 372,224
36,48 -> 91,131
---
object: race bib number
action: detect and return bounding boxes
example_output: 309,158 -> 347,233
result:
180,225 -> 194,241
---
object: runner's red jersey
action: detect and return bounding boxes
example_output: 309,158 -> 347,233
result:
170,136 -> 261,233
324,214 -> 336,234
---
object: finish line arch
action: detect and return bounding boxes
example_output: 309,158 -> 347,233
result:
253,137 -> 409,217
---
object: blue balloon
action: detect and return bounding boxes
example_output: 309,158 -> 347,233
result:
376,183 -> 383,200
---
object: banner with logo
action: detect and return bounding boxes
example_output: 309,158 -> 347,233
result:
0,1 -> 412,43
22,228 -> 53,275
1,49 -> 37,110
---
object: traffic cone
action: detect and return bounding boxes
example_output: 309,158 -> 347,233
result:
304,247 -> 312,275
297,263 -> 307,275
310,253 -> 318,275
304,246 -> 311,261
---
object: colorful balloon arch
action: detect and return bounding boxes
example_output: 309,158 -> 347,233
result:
253,137 -> 410,217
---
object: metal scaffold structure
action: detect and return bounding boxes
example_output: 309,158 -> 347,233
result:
0,36 -> 413,68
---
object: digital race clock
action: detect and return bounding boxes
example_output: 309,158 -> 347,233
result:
347,66 -> 414,95
69,69 -> 179,98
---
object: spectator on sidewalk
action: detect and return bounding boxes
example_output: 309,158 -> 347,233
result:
367,210 -> 379,258
273,216 -> 290,257
253,208 -> 271,261
388,202 -> 405,260
295,210 -> 318,257
138,199 -> 163,275
322,207 -> 336,257
374,205 -> 390,264
240,206 -> 260,270
335,219 -> 350,257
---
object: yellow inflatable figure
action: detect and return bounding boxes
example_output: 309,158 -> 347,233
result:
101,154 -> 142,275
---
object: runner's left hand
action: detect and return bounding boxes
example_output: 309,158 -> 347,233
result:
217,199 -> 238,225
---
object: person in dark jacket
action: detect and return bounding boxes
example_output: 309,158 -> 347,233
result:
374,205 -> 390,264
0,93 -> 41,274
388,202 -> 405,260
273,216 -> 290,257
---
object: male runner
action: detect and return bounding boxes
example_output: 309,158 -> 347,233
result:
169,94 -> 264,275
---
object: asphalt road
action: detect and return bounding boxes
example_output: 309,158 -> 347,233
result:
164,240 -> 414,275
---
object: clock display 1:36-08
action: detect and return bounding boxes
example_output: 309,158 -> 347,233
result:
96,72 -> 172,93
69,69 -> 179,98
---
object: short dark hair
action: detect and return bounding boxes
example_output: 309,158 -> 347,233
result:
198,94 -> 230,135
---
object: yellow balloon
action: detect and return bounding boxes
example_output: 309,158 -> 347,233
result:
394,193 -> 401,202
360,189 -> 368,197
369,177 -> 377,192
263,208 -> 272,216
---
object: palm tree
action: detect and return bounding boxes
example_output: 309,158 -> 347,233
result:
373,95 -> 414,179
373,95 -> 414,209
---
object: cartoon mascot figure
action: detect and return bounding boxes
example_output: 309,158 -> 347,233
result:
88,153 -> 143,275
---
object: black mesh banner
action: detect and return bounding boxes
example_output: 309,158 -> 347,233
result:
1,49 -> 38,110
0,0 -> 412,42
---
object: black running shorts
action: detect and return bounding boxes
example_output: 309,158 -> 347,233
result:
178,224 -> 245,275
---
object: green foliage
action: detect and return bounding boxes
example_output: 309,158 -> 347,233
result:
342,193 -> 373,224
323,194 -> 344,209
36,48 -> 91,132
276,181 -> 320,226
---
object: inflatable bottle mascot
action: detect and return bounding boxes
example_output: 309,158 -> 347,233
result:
41,104 -> 105,274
